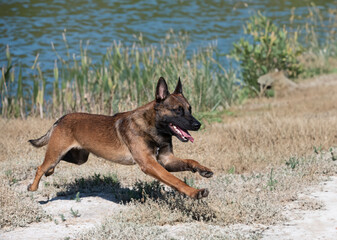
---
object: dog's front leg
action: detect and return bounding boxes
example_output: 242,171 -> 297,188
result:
158,154 -> 213,178
157,145 -> 213,178
130,145 -> 209,199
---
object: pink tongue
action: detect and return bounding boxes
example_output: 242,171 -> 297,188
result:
181,130 -> 194,143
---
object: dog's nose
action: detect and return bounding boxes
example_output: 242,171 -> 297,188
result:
192,121 -> 201,130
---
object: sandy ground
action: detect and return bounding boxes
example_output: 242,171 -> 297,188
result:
1,177 -> 337,239
0,193 -> 121,240
262,176 -> 337,240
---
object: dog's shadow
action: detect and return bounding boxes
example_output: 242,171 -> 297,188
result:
38,174 -> 217,222
39,174 -> 167,205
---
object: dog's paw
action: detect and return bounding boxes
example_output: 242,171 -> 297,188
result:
199,169 -> 214,178
27,183 -> 37,192
195,188 -> 209,199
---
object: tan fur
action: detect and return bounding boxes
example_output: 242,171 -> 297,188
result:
28,78 -> 213,199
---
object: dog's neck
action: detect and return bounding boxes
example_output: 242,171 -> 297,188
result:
131,100 -> 172,146
133,100 -> 156,126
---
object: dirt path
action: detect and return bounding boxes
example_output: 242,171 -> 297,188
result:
1,193 -> 124,240
262,176 -> 337,239
1,176 -> 337,239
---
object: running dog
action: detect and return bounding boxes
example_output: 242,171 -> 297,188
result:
28,77 -> 213,199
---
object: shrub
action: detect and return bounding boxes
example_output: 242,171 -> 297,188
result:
230,12 -> 303,93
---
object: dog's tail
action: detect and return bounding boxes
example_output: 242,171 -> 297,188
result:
28,115 -> 66,148
28,126 -> 54,148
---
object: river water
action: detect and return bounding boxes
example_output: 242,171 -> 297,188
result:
0,0 -> 336,74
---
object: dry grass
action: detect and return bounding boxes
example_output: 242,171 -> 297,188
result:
0,178 -> 47,228
1,74 -> 337,238
187,74 -> 337,173
79,153 -> 336,239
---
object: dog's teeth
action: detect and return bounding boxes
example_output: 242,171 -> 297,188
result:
172,124 -> 185,139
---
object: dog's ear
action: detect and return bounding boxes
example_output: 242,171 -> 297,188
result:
156,77 -> 170,102
173,77 -> 183,94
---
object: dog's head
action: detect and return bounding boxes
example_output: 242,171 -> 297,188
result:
154,77 -> 201,143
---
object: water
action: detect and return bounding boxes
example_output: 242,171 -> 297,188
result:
0,0 -> 336,74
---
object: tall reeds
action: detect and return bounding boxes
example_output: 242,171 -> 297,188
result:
0,45 -> 25,118
0,32 -> 239,118
293,4 -> 337,77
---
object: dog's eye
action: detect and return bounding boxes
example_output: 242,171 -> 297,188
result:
173,107 -> 183,115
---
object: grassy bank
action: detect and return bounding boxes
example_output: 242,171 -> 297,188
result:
1,7 -> 337,119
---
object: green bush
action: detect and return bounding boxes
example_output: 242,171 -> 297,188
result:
230,12 -> 303,92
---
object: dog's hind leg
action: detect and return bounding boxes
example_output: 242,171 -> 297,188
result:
43,149 -> 89,177
28,130 -> 75,191
28,150 -> 61,191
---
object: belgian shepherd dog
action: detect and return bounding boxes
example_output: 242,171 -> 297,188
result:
28,77 -> 213,199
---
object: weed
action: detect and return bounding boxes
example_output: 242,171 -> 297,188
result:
44,182 -> 50,187
132,180 -> 164,201
266,168 -> 278,191
5,170 -> 12,178
93,173 -> 102,185
59,213 -> 66,222
103,173 -> 119,185
228,166 -> 235,174
4,169 -> 18,185
70,208 -> 81,218
329,148 -> 337,161
74,192 -> 81,202
286,157 -> 299,170
313,145 -> 323,154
